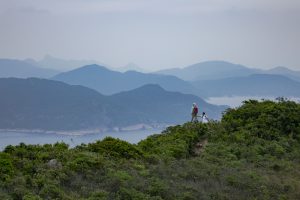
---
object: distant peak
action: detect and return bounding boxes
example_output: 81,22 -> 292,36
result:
268,66 -> 291,72
78,64 -> 111,71
118,62 -> 148,73
124,70 -> 142,74
133,84 -> 165,92
125,62 -> 140,68
200,60 -> 233,64
187,60 -> 247,70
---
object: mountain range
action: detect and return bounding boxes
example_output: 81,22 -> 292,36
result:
2,57 -> 300,99
25,55 -> 145,73
157,60 -> 300,82
157,61 -> 259,81
0,78 -> 225,131
52,64 -> 199,96
24,55 -> 108,71
1,58 -> 300,131
265,66 -> 300,82
52,63 -> 300,98
192,74 -> 300,97
0,59 -> 59,78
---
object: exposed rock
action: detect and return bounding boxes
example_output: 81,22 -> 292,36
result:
193,139 -> 208,156
47,159 -> 62,169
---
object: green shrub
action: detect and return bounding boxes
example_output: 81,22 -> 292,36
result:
0,153 -> 14,180
88,137 -> 144,159
138,123 -> 207,159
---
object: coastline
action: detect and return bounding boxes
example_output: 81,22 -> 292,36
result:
0,123 -> 171,136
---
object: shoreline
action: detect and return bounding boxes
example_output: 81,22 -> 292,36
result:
0,123 -> 171,136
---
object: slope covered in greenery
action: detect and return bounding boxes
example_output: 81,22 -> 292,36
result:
0,99 -> 299,199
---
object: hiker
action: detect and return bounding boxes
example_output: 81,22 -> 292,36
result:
191,103 -> 198,122
202,112 -> 209,123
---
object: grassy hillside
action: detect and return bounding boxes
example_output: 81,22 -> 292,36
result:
0,99 -> 299,199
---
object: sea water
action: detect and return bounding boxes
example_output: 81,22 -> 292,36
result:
0,129 -> 161,151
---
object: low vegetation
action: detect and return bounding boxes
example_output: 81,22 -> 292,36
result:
0,99 -> 300,199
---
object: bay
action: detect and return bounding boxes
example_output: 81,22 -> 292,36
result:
0,129 -> 161,151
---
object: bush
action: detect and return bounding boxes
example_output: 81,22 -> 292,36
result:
88,137 -> 144,159
138,123 -> 207,159
0,153 -> 14,180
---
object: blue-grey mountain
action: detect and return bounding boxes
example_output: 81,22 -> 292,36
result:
0,78 -> 225,131
108,84 -> 225,126
192,74 -> 300,97
266,66 -> 300,82
0,59 -> 59,78
157,61 -> 260,81
157,60 -> 300,82
25,55 -> 108,72
52,64 -> 198,96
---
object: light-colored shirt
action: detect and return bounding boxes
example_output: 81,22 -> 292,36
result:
202,115 -> 208,123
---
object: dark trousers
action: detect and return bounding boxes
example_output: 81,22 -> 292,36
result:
191,113 -> 198,122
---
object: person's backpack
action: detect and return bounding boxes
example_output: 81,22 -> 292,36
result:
193,106 -> 198,114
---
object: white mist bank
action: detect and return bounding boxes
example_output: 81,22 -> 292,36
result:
205,96 -> 300,108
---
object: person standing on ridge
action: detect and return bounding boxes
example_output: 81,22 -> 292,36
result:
191,103 -> 198,122
201,112 -> 209,123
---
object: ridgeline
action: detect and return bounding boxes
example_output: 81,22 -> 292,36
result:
0,99 -> 300,199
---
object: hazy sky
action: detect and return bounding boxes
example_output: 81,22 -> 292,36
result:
0,0 -> 299,71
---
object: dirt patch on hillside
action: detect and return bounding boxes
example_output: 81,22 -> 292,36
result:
193,139 -> 208,156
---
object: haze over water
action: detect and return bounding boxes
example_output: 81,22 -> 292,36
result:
0,129 -> 162,151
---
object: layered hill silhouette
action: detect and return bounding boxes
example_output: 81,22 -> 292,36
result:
192,74 -> 300,97
157,61 -> 259,81
52,64 -> 198,96
108,84 -> 224,126
157,60 -> 300,82
52,63 -> 300,98
266,66 -> 300,82
25,55 -> 108,71
3,58 -> 299,99
0,78 -> 109,130
0,59 -> 59,78
0,78 -> 225,131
